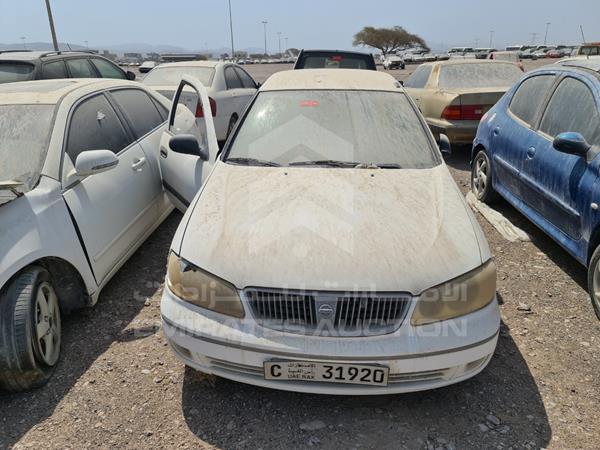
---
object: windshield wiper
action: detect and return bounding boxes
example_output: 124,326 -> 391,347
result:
289,160 -> 403,169
288,160 -> 361,168
226,157 -> 281,167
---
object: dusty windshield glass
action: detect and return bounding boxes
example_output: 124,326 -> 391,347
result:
438,63 -> 523,89
143,67 -> 215,87
226,90 -> 439,169
0,104 -> 55,188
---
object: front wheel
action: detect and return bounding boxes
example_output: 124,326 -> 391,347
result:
0,266 -> 61,392
471,150 -> 499,204
587,247 -> 600,320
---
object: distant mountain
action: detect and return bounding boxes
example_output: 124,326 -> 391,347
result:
0,41 -> 275,57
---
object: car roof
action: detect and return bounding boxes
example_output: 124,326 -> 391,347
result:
0,78 -> 139,105
556,56 -> 600,73
152,60 -> 221,69
300,49 -> 373,56
0,50 -> 96,61
261,69 -> 401,92
420,59 -> 518,68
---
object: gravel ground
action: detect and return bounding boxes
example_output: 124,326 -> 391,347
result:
1,60 -> 599,450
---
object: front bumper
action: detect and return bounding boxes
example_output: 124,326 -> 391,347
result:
161,287 -> 500,395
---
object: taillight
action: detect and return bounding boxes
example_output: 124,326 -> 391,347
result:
195,97 -> 217,118
442,105 -> 486,121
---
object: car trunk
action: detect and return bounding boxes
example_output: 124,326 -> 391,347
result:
443,87 -> 508,120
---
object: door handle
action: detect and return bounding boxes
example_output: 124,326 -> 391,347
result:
493,127 -> 500,136
160,148 -> 168,159
527,147 -> 536,159
131,157 -> 147,171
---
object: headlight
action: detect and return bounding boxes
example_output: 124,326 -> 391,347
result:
411,261 -> 497,326
166,252 -> 245,318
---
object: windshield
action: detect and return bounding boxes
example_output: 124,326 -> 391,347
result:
0,104 -> 55,188
143,66 -> 215,87
225,90 -> 439,169
0,62 -> 35,84
438,63 -> 523,89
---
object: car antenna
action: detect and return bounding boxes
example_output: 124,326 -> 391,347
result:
579,25 -> 589,60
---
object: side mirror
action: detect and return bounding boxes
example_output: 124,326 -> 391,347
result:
439,133 -> 452,156
169,135 -> 209,161
75,150 -> 119,177
553,132 -> 591,157
126,71 -> 136,81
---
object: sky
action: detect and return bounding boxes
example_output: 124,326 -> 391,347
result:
1,0 -> 599,53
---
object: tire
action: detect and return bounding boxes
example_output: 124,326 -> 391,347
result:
587,247 -> 600,320
0,266 -> 61,392
471,150 -> 499,204
226,115 -> 238,140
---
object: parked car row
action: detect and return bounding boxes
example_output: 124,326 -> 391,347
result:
1,47 -> 599,397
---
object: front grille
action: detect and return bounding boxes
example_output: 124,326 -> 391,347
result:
245,289 -> 411,337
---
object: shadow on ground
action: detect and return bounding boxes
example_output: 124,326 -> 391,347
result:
181,322 -> 551,450
0,212 -> 181,448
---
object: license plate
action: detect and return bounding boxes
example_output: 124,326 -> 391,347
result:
264,361 -> 389,386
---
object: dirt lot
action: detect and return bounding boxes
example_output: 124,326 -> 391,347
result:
1,60 -> 599,450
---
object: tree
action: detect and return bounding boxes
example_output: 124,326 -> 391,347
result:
353,26 -> 429,56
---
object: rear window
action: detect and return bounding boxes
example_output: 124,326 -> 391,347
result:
0,62 -> 35,83
438,63 -> 523,89
226,90 -> 438,169
143,67 -> 215,87
296,53 -> 376,70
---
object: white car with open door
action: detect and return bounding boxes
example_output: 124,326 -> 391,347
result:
143,61 -> 259,144
0,78 -> 197,392
160,69 -> 501,395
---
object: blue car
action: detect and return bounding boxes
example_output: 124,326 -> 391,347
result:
471,58 -> 600,319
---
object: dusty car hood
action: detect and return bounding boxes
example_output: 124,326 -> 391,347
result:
179,162 -> 484,293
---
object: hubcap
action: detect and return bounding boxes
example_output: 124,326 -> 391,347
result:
33,282 -> 61,366
592,262 -> 600,309
472,156 -> 488,198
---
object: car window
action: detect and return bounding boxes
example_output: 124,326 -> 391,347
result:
225,66 -> 243,89
91,58 -> 125,79
509,75 -> 555,125
226,90 -> 439,169
0,104 -> 55,188
0,62 -> 35,83
438,63 -> 523,89
151,96 -> 169,121
296,52 -> 376,70
234,67 -> 256,89
66,58 -> 96,78
539,77 -> 600,146
41,60 -> 68,79
404,66 -> 432,88
66,94 -> 132,163
110,89 -> 165,138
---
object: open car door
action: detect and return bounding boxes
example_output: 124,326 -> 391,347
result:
159,75 -> 219,212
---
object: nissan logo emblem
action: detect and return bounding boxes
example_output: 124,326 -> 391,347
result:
318,304 -> 334,316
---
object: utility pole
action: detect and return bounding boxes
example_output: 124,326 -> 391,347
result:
530,32 -> 538,45
262,21 -> 268,56
277,32 -> 282,55
544,22 -> 551,45
489,30 -> 494,48
85,40 -> 89,49
44,0 -> 59,51
474,38 -> 479,48
228,0 -> 235,58
285,37 -> 289,53
20,37 -> 26,49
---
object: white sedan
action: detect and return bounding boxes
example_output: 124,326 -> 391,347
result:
142,60 -> 258,143
159,70 -> 501,395
0,78 -> 190,391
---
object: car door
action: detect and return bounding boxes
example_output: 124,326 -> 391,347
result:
159,75 -> 219,212
223,65 -> 246,116
403,65 -> 433,111
494,73 -> 556,196
520,75 -> 600,239
62,92 -> 158,283
108,88 -> 169,212
233,66 -> 258,109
